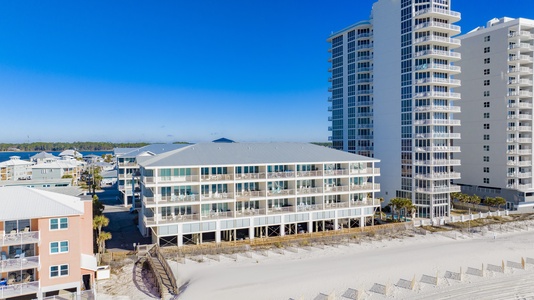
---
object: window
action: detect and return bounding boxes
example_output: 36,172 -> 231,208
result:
484,167 -> 490,173
484,47 -> 490,53
484,145 -> 490,151
483,156 -> 490,162
50,241 -> 69,254
484,69 -> 490,75
484,101 -> 490,107
484,35 -> 491,42
484,91 -> 490,97
50,264 -> 69,278
484,112 -> 490,118
484,178 -> 490,184
50,218 -> 68,230
484,134 -> 490,140
484,58 -> 490,64
484,80 -> 490,86
484,124 -> 490,129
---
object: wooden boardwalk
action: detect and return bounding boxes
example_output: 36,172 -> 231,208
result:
145,244 -> 178,299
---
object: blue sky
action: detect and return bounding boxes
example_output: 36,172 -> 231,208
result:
0,0 -> 532,143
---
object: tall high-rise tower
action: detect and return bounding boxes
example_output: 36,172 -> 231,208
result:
327,0 -> 462,218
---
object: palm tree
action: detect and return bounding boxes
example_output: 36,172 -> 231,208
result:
97,231 -> 112,255
93,215 -> 110,255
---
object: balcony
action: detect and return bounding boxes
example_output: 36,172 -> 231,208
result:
267,189 -> 295,197
509,79 -> 534,86
0,281 -> 39,299
296,187 -> 323,195
517,172 -> 532,178
356,55 -> 373,62
267,171 -> 296,179
413,119 -> 461,126
118,161 -> 138,167
415,185 -> 461,193
201,192 -> 233,201
509,55 -> 534,63
143,194 -> 199,206
414,36 -> 461,48
414,77 -> 461,86
508,126 -> 533,132
414,132 -> 461,139
0,231 -> 39,247
201,210 -> 235,220
146,175 -> 200,184
236,190 -> 266,200
508,43 -> 534,51
415,63 -> 461,73
509,31 -> 534,40
508,67 -> 534,75
508,91 -> 534,98
356,44 -> 372,50
356,32 -> 373,39
414,146 -> 461,152
357,67 -> 373,72
414,49 -> 461,61
328,126 -> 333,131
414,21 -> 461,34
349,183 -> 380,191
414,7 -> 461,21
0,256 -> 39,273
508,114 -> 533,120
200,174 -> 234,182
507,102 -> 533,109
296,170 -> 323,177
414,105 -> 461,113
507,149 -> 533,155
144,213 -> 200,226
235,172 -> 266,180
413,159 -> 461,166
414,172 -> 461,180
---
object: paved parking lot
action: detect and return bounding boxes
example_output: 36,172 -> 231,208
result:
96,187 -> 151,251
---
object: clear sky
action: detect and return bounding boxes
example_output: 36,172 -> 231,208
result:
0,0 -> 533,143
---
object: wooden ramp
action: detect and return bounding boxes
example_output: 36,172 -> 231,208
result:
145,244 -> 178,299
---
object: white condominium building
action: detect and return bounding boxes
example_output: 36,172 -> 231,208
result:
328,0 -> 462,218
136,142 -> 380,247
115,144 -> 188,207
456,17 -> 534,211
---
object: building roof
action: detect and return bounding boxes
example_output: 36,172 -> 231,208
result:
101,169 -> 117,178
32,159 -> 83,169
59,149 -> 83,158
113,147 -> 138,156
0,186 -> 85,220
138,142 -> 378,168
34,186 -> 84,197
119,144 -> 190,158
0,156 -> 33,167
30,151 -> 57,160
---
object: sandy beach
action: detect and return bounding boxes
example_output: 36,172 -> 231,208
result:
98,226 -> 534,300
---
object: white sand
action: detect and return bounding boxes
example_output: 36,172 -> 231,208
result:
98,228 -> 534,300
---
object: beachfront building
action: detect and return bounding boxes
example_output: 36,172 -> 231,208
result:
32,160 -> 85,185
30,152 -> 58,164
136,142 -> 380,247
0,156 -> 33,182
0,187 -> 96,299
115,144 -> 189,207
456,17 -> 534,211
327,0 -> 462,218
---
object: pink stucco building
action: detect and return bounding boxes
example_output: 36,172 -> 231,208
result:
0,187 -> 96,299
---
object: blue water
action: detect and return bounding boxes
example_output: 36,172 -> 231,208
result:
0,151 -> 112,163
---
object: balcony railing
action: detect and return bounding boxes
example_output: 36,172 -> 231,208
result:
414,172 -> 461,180
235,190 -> 266,199
414,105 -> 461,113
143,194 -> 199,206
413,159 -> 461,166
296,187 -> 323,195
415,63 -> 461,73
413,21 -> 461,32
415,185 -> 461,193
0,231 -> 39,247
0,256 -> 39,273
414,49 -> 461,59
414,35 -> 461,46
509,55 -> 534,63
415,146 -> 461,152
144,213 -> 200,226
296,170 -> 323,177
267,189 -> 295,197
415,77 -> 461,85
509,31 -> 534,39
414,133 -> 461,139
507,102 -> 533,109
267,171 -> 296,179
508,126 -> 533,132
508,43 -> 534,51
414,7 -> 461,19
413,119 -> 461,126
201,192 -> 232,201
200,174 -> 234,181
0,281 -> 39,299
235,173 -> 267,180
414,91 -> 461,99
508,67 -> 534,74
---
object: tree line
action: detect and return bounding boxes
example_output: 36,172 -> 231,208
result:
0,142 -> 151,151
450,192 -> 506,210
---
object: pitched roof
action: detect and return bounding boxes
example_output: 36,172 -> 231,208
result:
30,151 -> 57,160
59,150 -> 82,158
0,157 -> 33,167
0,186 -> 85,220
120,144 -> 190,158
138,142 -> 378,167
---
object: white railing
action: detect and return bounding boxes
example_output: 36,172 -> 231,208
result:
414,77 -> 461,85
414,133 -> 461,139
267,189 -> 295,196
509,79 -> 534,86
0,281 -> 39,298
0,231 -> 39,247
415,185 -> 461,193
414,146 -> 461,152
414,49 -> 461,59
509,55 -> 533,62
414,91 -> 461,99
201,174 -> 234,181
508,126 -> 533,131
143,194 -> 199,205
296,187 -> 323,195
267,171 -> 296,179
414,35 -> 461,46
509,31 -> 534,39
414,159 -> 461,166
201,192 -> 232,200
235,190 -> 266,199
414,105 -> 461,113
415,63 -> 461,72
414,172 -> 461,179
0,256 -> 39,273
296,170 -> 323,177
413,119 -> 461,126
235,173 -> 266,180
414,7 -> 461,18
201,210 -> 234,220
414,21 -> 461,32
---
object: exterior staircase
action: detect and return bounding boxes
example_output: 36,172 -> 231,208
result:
142,244 -> 178,299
